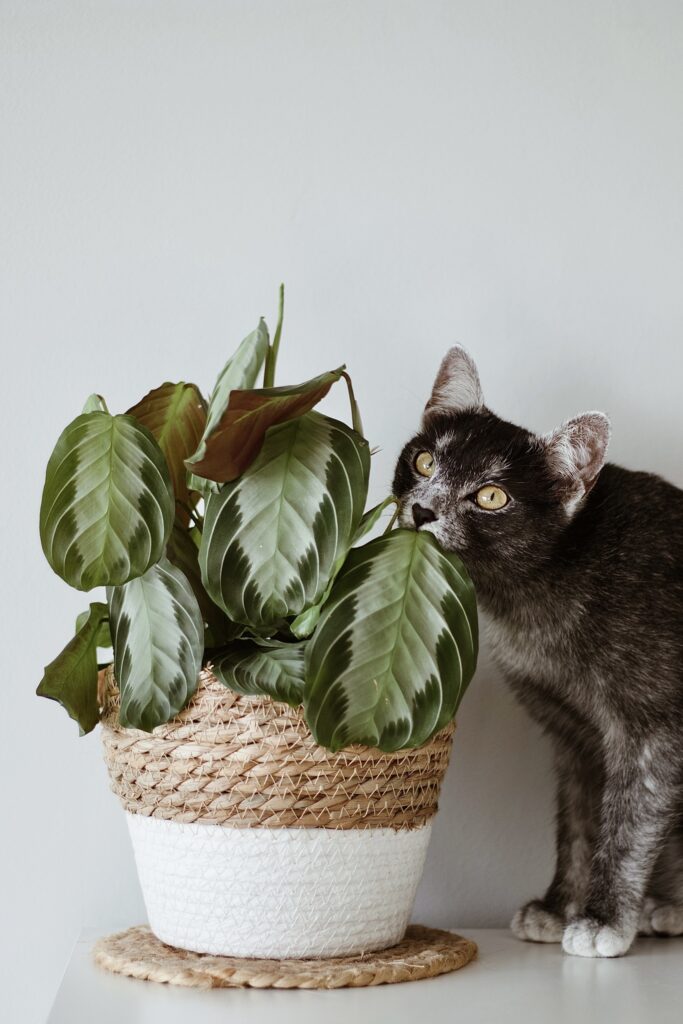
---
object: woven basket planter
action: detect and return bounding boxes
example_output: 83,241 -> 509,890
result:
101,667 -> 454,960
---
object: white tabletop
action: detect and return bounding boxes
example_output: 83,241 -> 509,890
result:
47,927 -> 683,1024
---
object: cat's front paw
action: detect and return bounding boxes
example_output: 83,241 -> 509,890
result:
639,899 -> 683,936
562,917 -> 635,958
511,900 -> 564,943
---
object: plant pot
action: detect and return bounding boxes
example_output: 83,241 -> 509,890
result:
101,668 -> 454,959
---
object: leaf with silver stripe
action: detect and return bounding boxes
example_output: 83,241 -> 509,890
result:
211,639 -> 306,707
304,529 -> 478,752
290,495 -> 398,639
40,411 -> 175,591
108,556 -> 204,731
199,411 -> 370,631
166,519 -> 242,647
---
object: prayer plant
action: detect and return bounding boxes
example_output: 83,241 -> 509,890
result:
38,288 -> 478,751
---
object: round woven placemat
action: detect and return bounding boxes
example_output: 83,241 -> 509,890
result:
93,924 -> 477,989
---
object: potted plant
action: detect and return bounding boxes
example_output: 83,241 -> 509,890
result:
38,287 -> 478,959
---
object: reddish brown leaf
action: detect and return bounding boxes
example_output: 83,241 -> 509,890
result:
185,367 -> 345,483
128,382 -> 207,523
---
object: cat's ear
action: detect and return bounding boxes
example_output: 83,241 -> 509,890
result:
423,346 -> 484,422
544,412 -> 611,507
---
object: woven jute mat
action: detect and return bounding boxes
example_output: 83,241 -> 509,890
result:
93,924 -> 477,989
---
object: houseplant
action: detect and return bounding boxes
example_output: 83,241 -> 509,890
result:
38,287 -> 478,958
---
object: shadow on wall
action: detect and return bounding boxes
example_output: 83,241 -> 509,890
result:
412,641 -> 555,929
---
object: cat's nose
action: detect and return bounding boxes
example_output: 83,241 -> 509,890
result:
412,503 -> 437,528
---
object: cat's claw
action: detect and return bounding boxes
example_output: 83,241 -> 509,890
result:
511,900 -> 564,943
639,899 -> 683,936
562,917 -> 634,957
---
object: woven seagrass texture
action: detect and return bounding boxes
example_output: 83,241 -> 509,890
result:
100,667 -> 454,829
93,924 -> 477,988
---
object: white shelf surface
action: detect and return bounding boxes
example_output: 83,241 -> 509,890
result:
47,927 -> 683,1023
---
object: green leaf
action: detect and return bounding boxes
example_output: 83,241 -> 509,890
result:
166,520 -> 241,647
211,639 -> 306,707
82,394 -> 108,414
290,496 -> 397,639
186,366 -> 347,483
304,529 -> 478,752
290,600 -> 326,640
127,382 -> 207,524
199,411 -> 370,631
186,470 -> 219,500
108,556 -> 204,731
75,609 -> 111,648
40,411 -> 175,591
354,495 -> 397,544
185,320 -> 270,476
37,602 -> 109,735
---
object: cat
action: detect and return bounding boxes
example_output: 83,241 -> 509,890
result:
392,346 -> 683,958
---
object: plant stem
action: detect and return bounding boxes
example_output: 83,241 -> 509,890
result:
383,500 -> 401,535
263,283 -> 285,388
341,371 -> 364,436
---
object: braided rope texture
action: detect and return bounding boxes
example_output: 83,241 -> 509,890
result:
100,667 -> 455,829
93,924 -> 477,988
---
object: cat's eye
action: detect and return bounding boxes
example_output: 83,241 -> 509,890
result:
475,485 -> 509,510
414,451 -> 435,478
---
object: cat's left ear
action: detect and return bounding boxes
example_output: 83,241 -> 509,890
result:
544,412 -> 611,507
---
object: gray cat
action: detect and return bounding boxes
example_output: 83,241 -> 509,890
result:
393,346 -> 683,958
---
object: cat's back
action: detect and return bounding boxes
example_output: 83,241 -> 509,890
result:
492,462 -> 683,708
562,462 -> 683,630
570,462 -> 683,567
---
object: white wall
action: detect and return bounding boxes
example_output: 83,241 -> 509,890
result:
3,1 -> 683,1019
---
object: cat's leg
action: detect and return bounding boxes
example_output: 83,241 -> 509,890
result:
639,897 -> 683,936
562,735 -> 681,958
512,743 -> 598,943
640,823 -> 683,936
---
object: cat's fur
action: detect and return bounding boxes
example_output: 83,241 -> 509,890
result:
392,346 -> 683,957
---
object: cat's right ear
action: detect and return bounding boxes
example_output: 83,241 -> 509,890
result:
543,412 -> 611,510
423,346 -> 484,424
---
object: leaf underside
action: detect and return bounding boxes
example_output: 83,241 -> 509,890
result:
108,556 -> 204,731
40,411 -> 175,591
127,382 -> 207,524
186,366 -> 346,483
211,639 -> 306,707
199,411 -> 370,631
37,602 -> 109,735
304,529 -> 478,752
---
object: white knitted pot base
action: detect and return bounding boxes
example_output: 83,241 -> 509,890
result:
127,812 -> 432,959
93,924 -> 478,989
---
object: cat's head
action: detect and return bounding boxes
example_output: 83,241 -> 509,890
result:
392,346 -> 611,597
